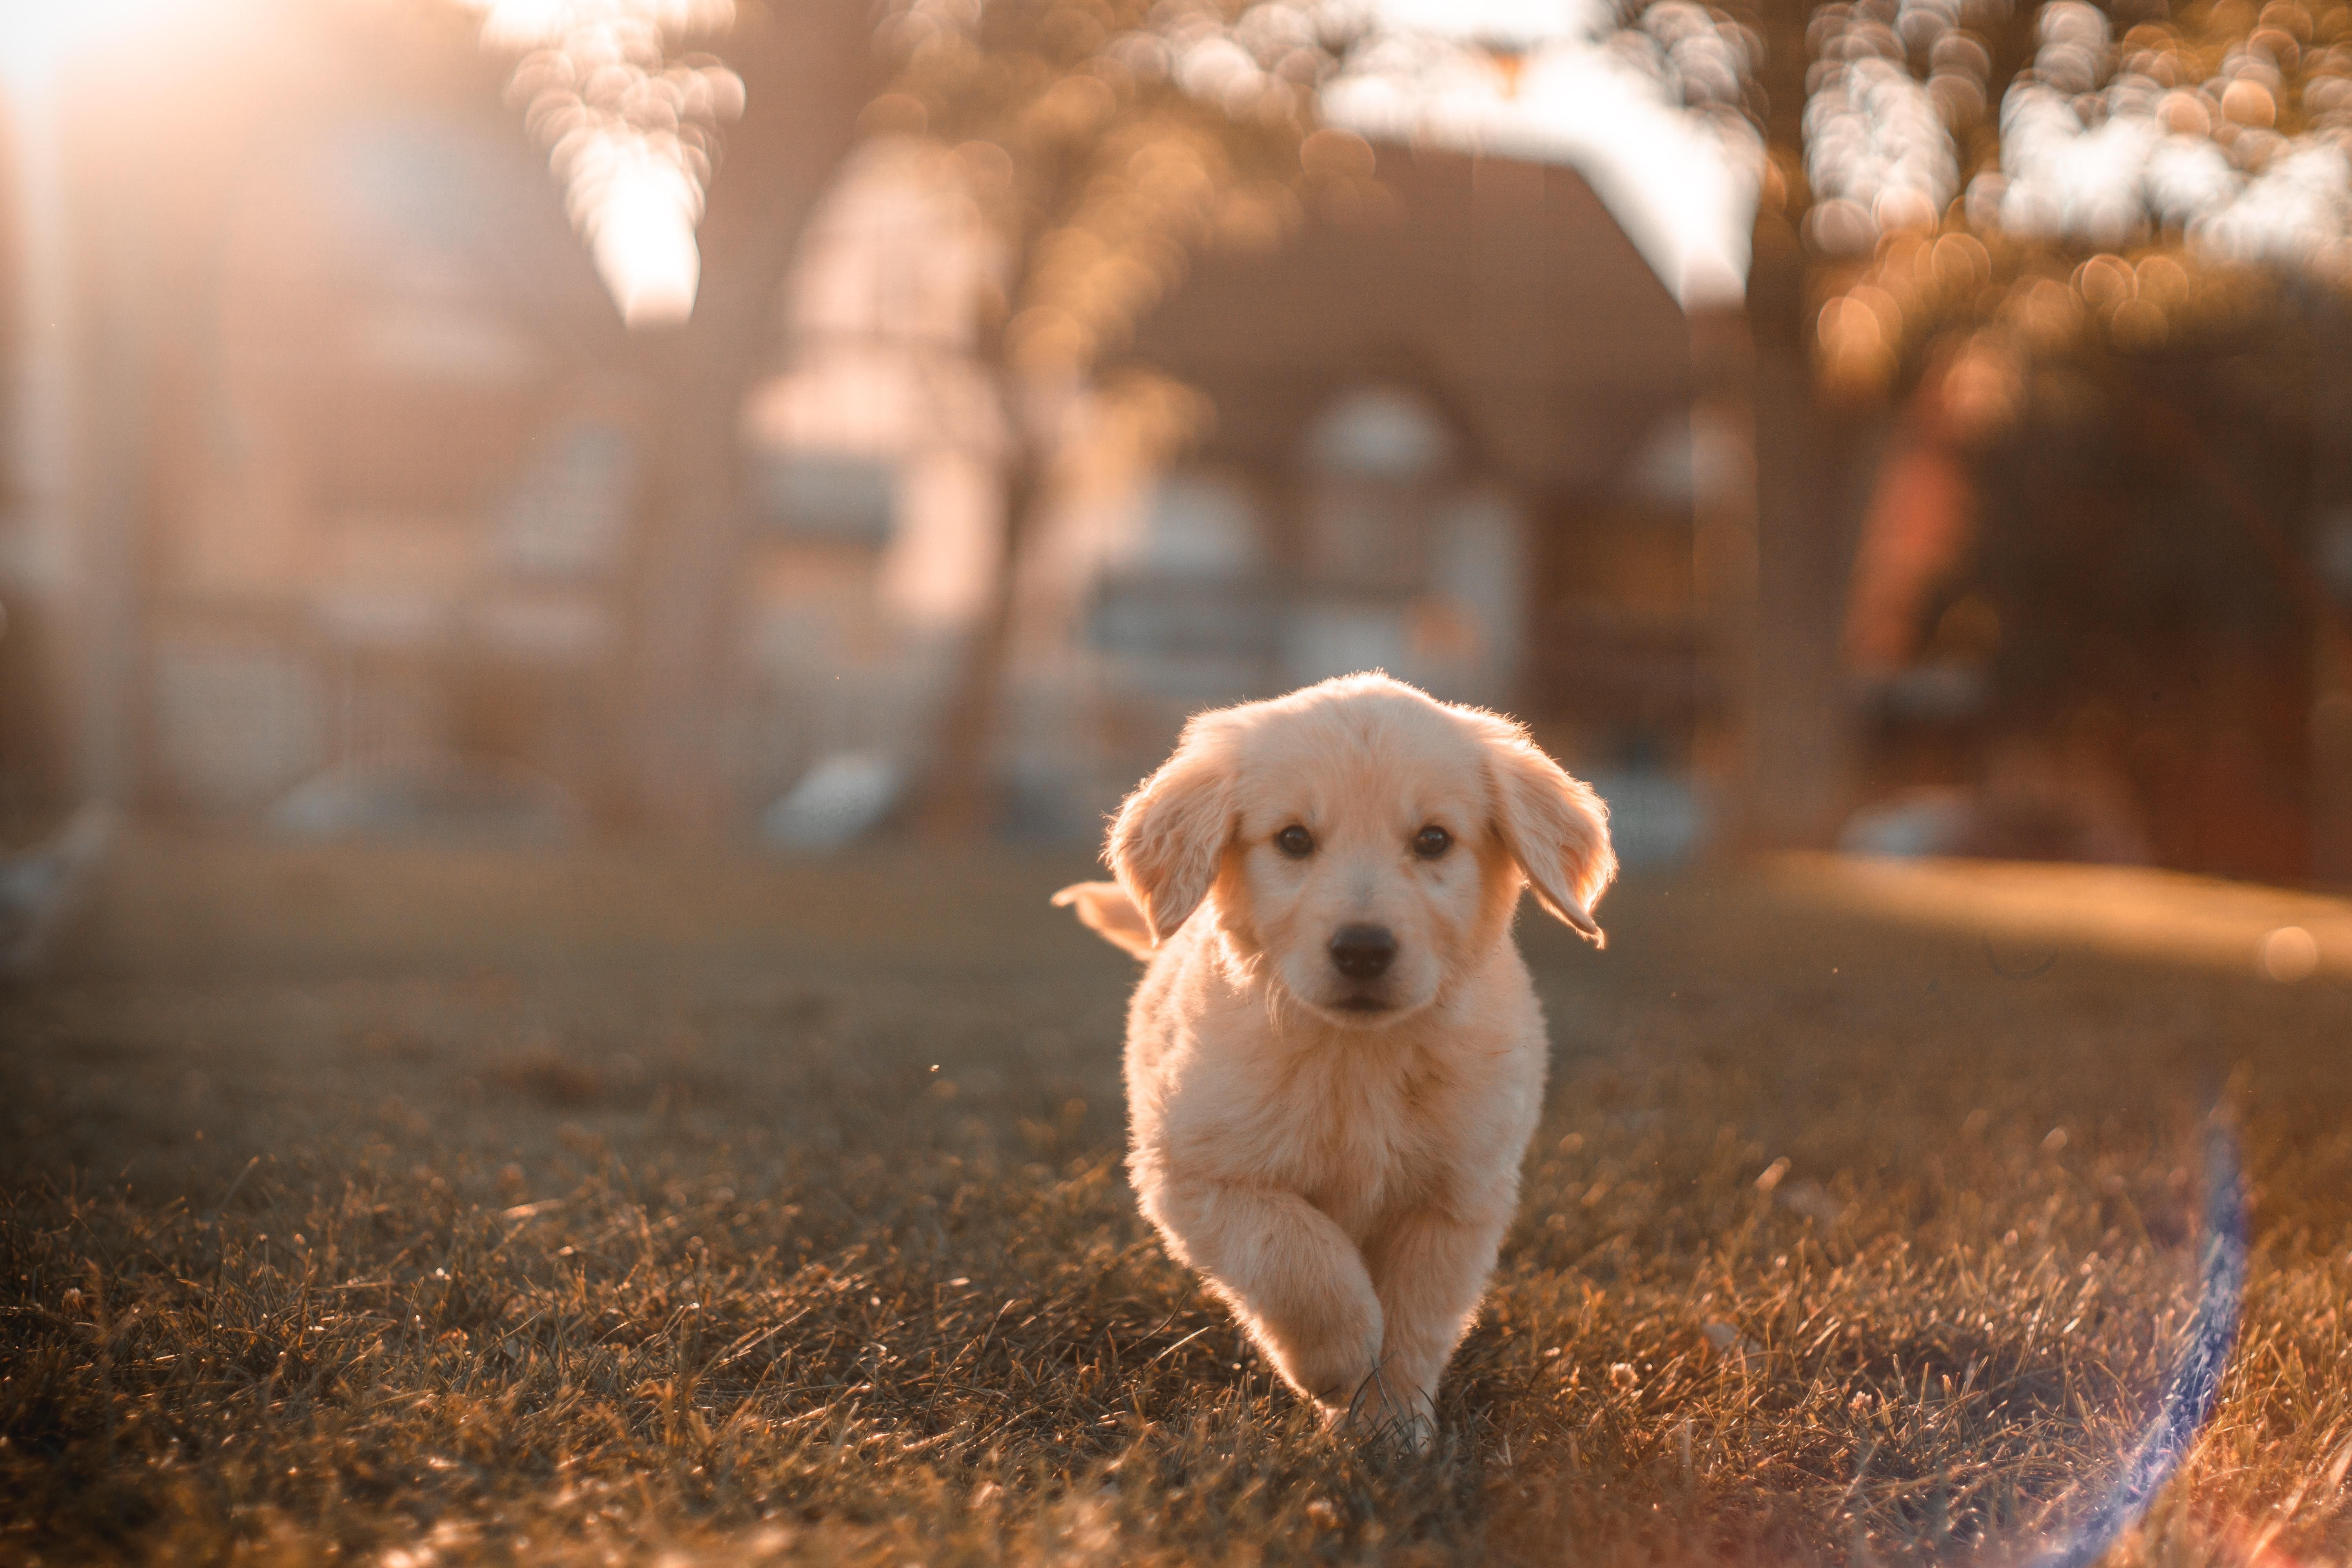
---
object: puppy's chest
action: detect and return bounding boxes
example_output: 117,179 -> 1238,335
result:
1273,1050 -> 1469,1227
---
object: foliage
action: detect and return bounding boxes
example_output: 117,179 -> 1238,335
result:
1781,0 -> 2352,406
875,0 -> 1340,394
456,0 -> 748,324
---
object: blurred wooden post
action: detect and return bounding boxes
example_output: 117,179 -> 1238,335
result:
1687,298 -> 1760,852
73,88 -> 157,811
0,53 -> 150,815
0,65 -> 82,814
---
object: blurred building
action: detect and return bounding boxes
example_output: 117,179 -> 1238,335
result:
0,0 -> 870,840
1072,147 -> 1714,852
1,0 -> 1728,852
2,3 -> 632,833
40,3 -> 2334,880
736,138 -> 1715,849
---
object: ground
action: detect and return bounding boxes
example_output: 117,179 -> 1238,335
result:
2,833 -> 2347,1566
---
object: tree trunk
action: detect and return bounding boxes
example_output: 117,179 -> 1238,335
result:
919,439 -> 1041,841
622,2 -> 878,839
1688,299 -> 1761,852
1719,2 -> 1880,854
1731,152 -> 1871,853
624,327 -> 746,836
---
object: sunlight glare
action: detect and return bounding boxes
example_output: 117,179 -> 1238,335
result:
1365,0 -> 1606,49
579,147 -> 702,327
1317,4 -> 1757,306
0,0 -> 218,96
465,0 -> 734,50
460,0 -> 741,328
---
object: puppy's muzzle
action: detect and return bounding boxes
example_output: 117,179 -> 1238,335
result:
1328,924 -> 1397,982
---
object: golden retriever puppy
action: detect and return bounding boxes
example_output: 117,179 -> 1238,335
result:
1054,672 -> 1614,1448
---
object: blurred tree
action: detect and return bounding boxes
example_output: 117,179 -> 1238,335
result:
1728,0 -> 2352,873
875,0 -> 1339,837
461,0 -> 883,834
1762,0 -> 2352,400
614,2 -> 880,837
467,0 -> 2352,862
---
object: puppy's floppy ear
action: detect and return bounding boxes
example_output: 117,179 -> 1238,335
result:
1480,721 -> 1616,947
1107,729 -> 1233,945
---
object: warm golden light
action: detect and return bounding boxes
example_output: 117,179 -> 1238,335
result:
461,0 -> 743,327
468,0 -> 732,50
0,0 -> 218,93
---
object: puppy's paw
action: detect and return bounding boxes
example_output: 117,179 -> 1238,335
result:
1384,1412 -> 1436,1455
1323,1389 -> 1436,1454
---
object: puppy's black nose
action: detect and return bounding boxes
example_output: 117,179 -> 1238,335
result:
1329,924 -> 1397,980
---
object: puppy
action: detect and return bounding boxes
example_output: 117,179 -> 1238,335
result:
1054,672 -> 1613,1448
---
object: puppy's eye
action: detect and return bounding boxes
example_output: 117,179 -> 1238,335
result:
1413,824 -> 1452,860
1276,825 -> 1314,858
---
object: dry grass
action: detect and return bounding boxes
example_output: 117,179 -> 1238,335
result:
2,835 -> 2348,1566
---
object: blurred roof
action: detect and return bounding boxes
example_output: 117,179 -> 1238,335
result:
1127,143 -> 1692,494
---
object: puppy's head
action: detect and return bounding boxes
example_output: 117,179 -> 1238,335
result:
1107,673 -> 1615,1028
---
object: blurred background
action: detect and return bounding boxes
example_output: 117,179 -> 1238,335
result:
8,0 -> 2352,886
11,13 -> 2352,1557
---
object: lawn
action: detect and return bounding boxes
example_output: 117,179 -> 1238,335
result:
2,833 -> 2347,1565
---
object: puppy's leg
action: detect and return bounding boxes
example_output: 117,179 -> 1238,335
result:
1151,1181 -> 1382,1423
1361,1205 -> 1510,1451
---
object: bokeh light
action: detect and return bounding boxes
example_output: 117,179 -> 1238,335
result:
0,0 -> 221,92
1982,0 -> 2352,269
1313,0 -> 1763,304
463,0 -> 744,325
5,2 -> 2350,1557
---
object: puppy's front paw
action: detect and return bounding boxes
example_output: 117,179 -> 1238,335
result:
1339,1372 -> 1436,1454
1385,1412 -> 1437,1455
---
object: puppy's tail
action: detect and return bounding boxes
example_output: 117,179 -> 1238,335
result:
1050,880 -> 1156,960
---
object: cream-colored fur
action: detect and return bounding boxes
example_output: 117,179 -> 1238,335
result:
1054,673 -> 1614,1450
1049,880 -> 1157,959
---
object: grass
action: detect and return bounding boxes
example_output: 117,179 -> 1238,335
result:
2,833 -> 2348,1565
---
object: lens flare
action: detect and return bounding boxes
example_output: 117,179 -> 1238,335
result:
2024,1119 -> 2247,1568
